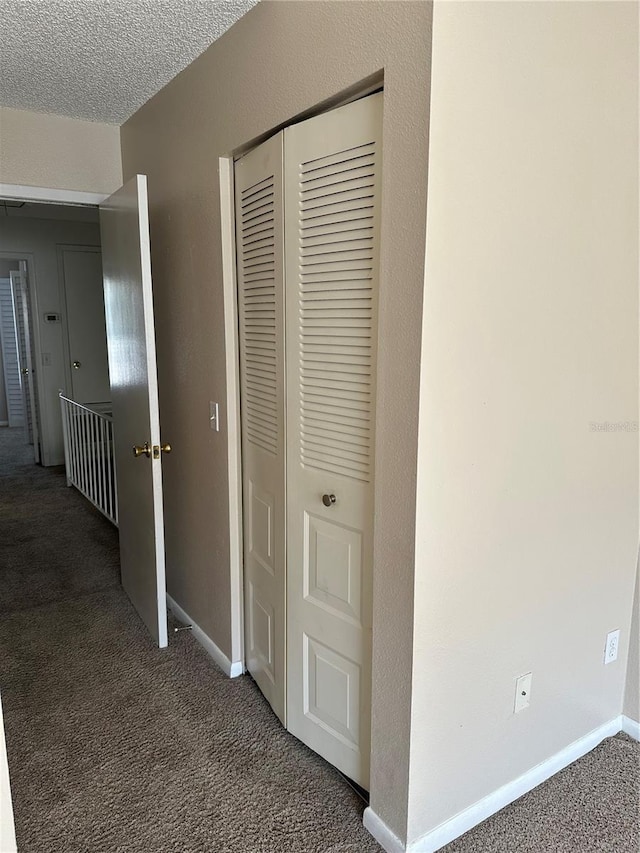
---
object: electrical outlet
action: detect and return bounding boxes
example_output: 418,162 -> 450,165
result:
209,401 -> 220,432
604,629 -> 620,665
514,672 -> 532,714
42,352 -> 52,367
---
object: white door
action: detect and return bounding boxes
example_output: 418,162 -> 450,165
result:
100,174 -> 168,649
284,94 -> 382,788
61,247 -> 111,403
10,267 -> 40,462
237,94 -> 382,786
235,133 -> 287,723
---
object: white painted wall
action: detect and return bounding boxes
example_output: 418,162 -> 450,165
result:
408,1 -> 638,846
0,217 -> 103,465
0,107 -> 121,194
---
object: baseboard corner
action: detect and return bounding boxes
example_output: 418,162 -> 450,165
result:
166,594 -> 242,679
407,717 -> 622,853
363,806 -> 405,853
621,715 -> 640,741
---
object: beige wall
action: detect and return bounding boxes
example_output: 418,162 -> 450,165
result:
408,1 -> 639,844
0,217 -> 102,465
0,107 -> 121,194
120,0 -> 432,840
624,562 -> 639,722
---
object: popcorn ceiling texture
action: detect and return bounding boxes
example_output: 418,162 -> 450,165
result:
0,0 -> 257,124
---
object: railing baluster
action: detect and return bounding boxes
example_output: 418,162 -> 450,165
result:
88,411 -> 96,506
71,405 -> 80,487
112,420 -> 118,526
106,418 -> 114,521
98,417 -> 106,516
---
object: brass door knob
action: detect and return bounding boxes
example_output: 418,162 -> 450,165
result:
133,442 -> 151,458
160,443 -> 172,454
21,367 -> 29,376
322,493 -> 337,507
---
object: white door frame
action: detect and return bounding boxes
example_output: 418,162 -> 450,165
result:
218,158 -> 246,669
0,185 -> 107,206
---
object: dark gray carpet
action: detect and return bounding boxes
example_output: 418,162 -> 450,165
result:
0,427 -> 380,853
0,427 -> 120,614
0,426 -> 638,852
441,732 -> 639,853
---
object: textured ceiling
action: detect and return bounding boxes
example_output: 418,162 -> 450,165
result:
0,0 -> 258,124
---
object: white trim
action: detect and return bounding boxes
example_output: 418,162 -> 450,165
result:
406,718 -> 623,853
0,183 -> 107,206
363,808 -> 405,853
218,156 -> 245,666
167,594 -> 244,678
621,715 -> 640,741
0,693 -> 17,853
364,718 -> 626,853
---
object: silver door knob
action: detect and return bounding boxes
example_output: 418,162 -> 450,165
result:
72,361 -> 81,369
21,367 -> 29,376
322,494 -> 336,507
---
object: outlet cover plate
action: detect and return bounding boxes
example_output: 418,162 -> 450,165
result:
604,629 -> 620,665
514,672 -> 532,714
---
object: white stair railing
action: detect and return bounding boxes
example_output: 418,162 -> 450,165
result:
59,393 -> 118,527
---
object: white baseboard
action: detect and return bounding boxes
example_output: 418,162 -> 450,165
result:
621,715 -> 640,741
364,717 -> 624,853
166,594 -> 244,678
363,807 -> 405,853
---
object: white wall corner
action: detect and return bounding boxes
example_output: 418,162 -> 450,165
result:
621,715 -> 640,742
363,807 -> 406,853
407,718 -> 623,853
166,594 -> 244,678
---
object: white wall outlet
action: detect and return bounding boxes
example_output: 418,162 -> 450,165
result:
209,401 -> 220,432
604,629 -> 620,665
514,672 -> 532,714
41,352 -> 52,367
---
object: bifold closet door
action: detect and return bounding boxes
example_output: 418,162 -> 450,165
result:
235,133 -> 287,724
284,93 -> 383,788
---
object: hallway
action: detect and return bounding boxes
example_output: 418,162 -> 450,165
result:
0,427 -> 379,853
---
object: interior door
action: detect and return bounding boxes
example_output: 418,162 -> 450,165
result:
10,267 -> 40,462
100,174 -> 168,649
235,133 -> 287,723
61,247 -> 111,403
284,93 -> 383,788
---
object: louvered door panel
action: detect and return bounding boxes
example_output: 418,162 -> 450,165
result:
284,93 -> 382,789
235,132 -> 287,724
10,273 -> 33,443
298,140 -> 377,483
0,278 -> 25,428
